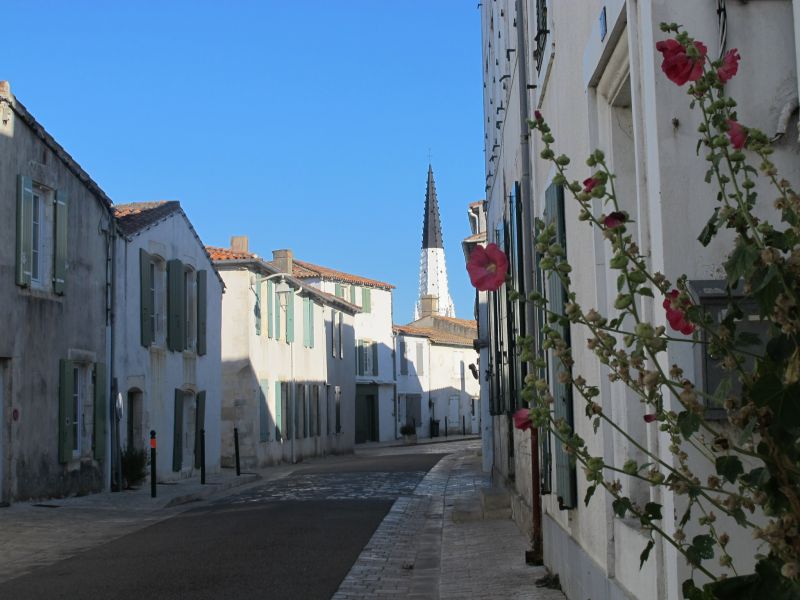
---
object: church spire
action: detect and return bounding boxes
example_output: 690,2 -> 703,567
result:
415,164 -> 456,319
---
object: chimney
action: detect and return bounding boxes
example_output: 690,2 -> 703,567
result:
230,235 -> 248,254
272,249 -> 293,274
419,294 -> 439,318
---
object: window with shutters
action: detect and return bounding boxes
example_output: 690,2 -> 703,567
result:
71,365 -> 84,457
331,309 -> 338,357
357,340 -> 379,377
337,312 -> 344,358
29,184 -> 53,290
184,267 -> 197,351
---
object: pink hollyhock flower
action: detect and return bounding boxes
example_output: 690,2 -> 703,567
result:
656,39 -> 707,86
726,119 -> 747,149
643,414 -> 658,423
662,290 -> 695,335
513,408 -> 533,431
603,211 -> 627,229
467,243 -> 509,291
717,48 -> 740,84
583,177 -> 599,193
533,110 -> 543,122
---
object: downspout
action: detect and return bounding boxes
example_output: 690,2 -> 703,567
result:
105,216 -> 118,492
516,0 -> 543,563
793,0 -> 800,142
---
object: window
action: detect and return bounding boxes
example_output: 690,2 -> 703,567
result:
259,379 -> 270,442
31,187 -> 43,284
331,309 -> 338,357
71,366 -> 83,456
59,359 -> 99,462
357,340 -> 379,377
533,0 -> 549,73
399,340 -> 408,375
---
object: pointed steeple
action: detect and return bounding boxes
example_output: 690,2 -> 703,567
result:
422,164 -> 443,249
415,164 -> 456,319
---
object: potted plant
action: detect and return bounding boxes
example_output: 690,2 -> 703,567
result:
399,423 -> 417,444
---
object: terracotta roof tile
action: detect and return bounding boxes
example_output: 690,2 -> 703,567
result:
469,200 -> 484,208
206,245 -> 255,261
392,324 -> 475,347
283,259 -> 395,290
114,201 -> 182,235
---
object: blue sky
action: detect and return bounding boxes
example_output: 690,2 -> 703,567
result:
4,1 -> 485,322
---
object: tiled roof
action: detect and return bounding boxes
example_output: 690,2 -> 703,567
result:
462,231 -> 486,243
392,324 -> 475,347
114,201 -> 182,235
286,259 -> 395,290
206,246 -> 255,261
432,315 -> 478,330
469,200 -> 483,208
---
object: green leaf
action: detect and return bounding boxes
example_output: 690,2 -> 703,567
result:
751,265 -> 782,315
698,208 -> 720,246
584,484 -> 597,506
725,241 -> 759,287
777,383 -> 800,429
715,455 -> 744,483
682,579 -> 716,600
742,466 -> 770,488
612,497 -> 633,518
767,335 -> 795,363
639,540 -> 655,569
750,373 -> 783,408
685,534 -> 715,566
638,287 -> 654,298
644,502 -> 663,521
617,273 -> 626,292
677,411 -> 701,439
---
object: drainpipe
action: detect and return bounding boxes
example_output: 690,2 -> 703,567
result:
516,0 -> 543,563
105,216 -> 118,492
794,1 -> 800,142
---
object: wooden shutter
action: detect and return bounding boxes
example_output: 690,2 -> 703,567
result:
534,245 -> 552,495
335,283 -> 344,298
194,391 -> 206,468
371,342 -> 379,376
255,274 -> 262,336
139,249 -> 154,347
275,381 -> 283,441
286,290 -> 295,343
545,183 -> 576,509
416,343 -> 424,375
274,283 -> 282,341
93,362 -> 106,460
362,288 -> 371,313
167,259 -> 186,352
53,189 -> 68,295
259,380 -> 269,442
302,297 -> 310,347
400,340 -> 408,375
331,310 -> 337,356
197,270 -> 207,355
286,384 -> 294,440
350,284 -> 357,304
308,299 -> 314,349
58,359 -> 74,463
267,280 -> 274,338
16,175 -> 33,287
172,389 -> 183,471
357,340 -> 365,376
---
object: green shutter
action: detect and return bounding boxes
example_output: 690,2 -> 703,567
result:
335,283 -> 344,298
275,284 -> 282,341
16,175 -> 33,287
267,280 -> 274,338
308,299 -> 314,349
286,290 -> 295,343
302,297 -> 310,347
259,379 -> 269,442
140,249 -> 154,347
286,384 -> 294,440
362,288 -> 371,313
53,189 -> 68,295
275,381 -> 283,441
255,274 -> 262,336
58,359 -> 74,463
371,342 -> 378,376
545,183 -> 576,509
195,391 -> 206,468
350,284 -> 357,304
167,259 -> 185,352
197,270 -> 207,356
173,389 -> 183,471
93,362 -> 106,461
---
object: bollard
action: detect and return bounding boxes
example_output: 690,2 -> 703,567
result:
445,417 -> 448,438
150,430 -> 157,498
200,428 -> 206,485
462,415 -> 466,436
234,427 -> 241,476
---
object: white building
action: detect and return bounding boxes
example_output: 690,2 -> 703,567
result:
113,201 -> 224,482
210,239 -> 359,465
481,1 -> 800,599
275,251 -> 397,443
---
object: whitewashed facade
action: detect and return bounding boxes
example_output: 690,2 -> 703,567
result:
481,1 -> 800,599
113,202 -> 224,482
212,240 -> 358,465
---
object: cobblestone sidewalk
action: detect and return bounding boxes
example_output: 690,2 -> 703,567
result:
333,444 -> 565,600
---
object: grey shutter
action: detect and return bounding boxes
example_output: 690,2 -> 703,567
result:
197,270 -> 207,356
350,284 -> 357,304
308,299 -> 314,349
53,189 -> 68,294
267,280 -> 274,338
139,249 -> 154,347
93,362 -> 106,461
194,391 -> 206,468
286,290 -> 295,343
259,379 -> 269,442
371,342 -> 379,376
416,343 -> 424,375
16,175 -> 33,287
335,283 -> 344,298
274,283 -> 281,340
545,183 -> 576,509
400,340 -> 408,375
255,273 -> 262,336
58,359 -> 74,463
173,389 -> 183,471
357,341 -> 365,376
362,288 -> 371,313
302,297 -> 310,347
275,381 -> 282,441
167,259 -> 186,352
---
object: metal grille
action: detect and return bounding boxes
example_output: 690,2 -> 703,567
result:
533,0 -> 549,73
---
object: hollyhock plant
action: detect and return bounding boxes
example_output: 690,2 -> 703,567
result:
583,177 -> 599,193
718,48 -> 740,83
663,290 -> 695,334
655,38 -> 707,85
643,414 -> 658,423
727,119 -> 747,149
467,243 -> 509,291
513,408 -> 533,431
603,211 -> 627,229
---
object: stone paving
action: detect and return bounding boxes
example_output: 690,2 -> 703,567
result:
333,442 -> 565,600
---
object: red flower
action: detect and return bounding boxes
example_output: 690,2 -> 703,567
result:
643,414 -> 657,423
717,48 -> 740,84
583,177 -> 599,193
467,243 -> 509,291
656,39 -> 707,86
513,408 -> 533,431
533,110 -> 543,122
662,290 -> 695,335
603,211 -> 626,229
726,119 -> 747,149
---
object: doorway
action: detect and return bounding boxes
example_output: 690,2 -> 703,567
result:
126,389 -> 144,451
355,385 -> 378,443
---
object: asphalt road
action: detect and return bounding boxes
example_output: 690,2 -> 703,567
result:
1,452 -> 444,600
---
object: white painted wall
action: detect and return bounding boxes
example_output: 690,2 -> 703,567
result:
114,211 -> 223,481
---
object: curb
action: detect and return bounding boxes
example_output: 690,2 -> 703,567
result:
164,473 -> 260,508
